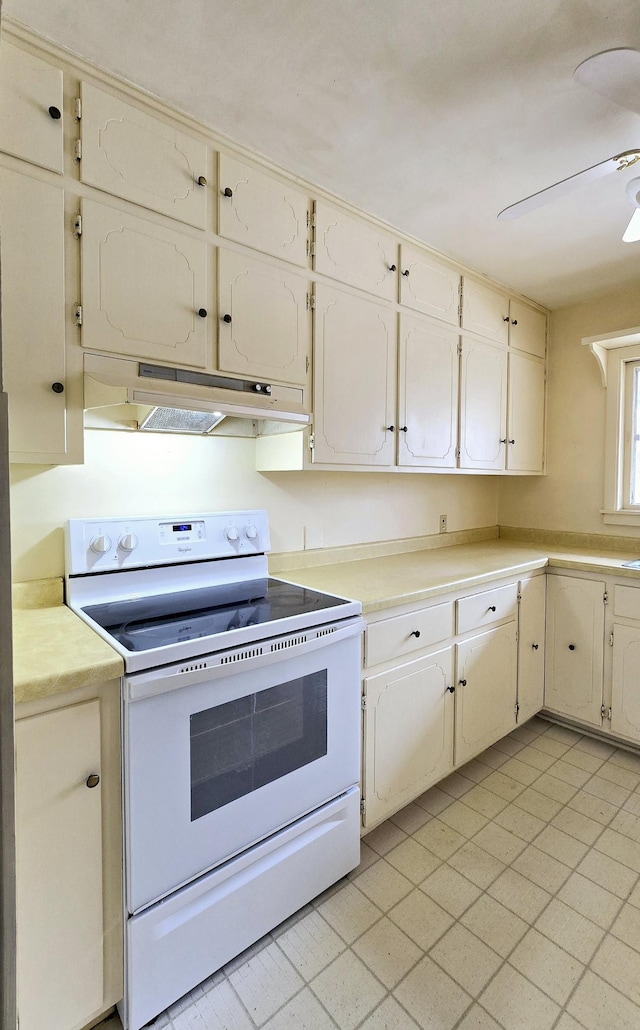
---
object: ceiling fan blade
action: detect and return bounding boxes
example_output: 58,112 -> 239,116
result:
623,208 -> 640,244
497,151 -> 640,221
574,48 -> 640,116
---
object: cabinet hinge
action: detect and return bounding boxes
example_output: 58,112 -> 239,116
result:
361,695 -> 367,710
457,340 -> 462,357
603,591 -> 609,605
360,797 -> 366,819
610,630 -> 614,647
307,240 -> 316,257
305,355 -> 309,373
307,208 -> 316,228
455,447 -> 461,459
458,283 -> 463,322
74,304 -> 83,327
308,432 -> 315,451
601,704 -> 612,721
75,96 -> 82,120
517,591 -> 522,602
75,138 -> 82,162
73,213 -> 82,238
306,292 -> 316,310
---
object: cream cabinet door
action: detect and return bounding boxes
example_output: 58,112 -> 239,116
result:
218,153 -> 308,266
313,284 -> 396,466
455,623 -> 517,766
517,576 -> 546,724
218,249 -> 310,385
399,244 -> 460,325
362,647 -> 454,829
80,82 -> 208,228
461,277 -> 509,345
0,42 -> 63,173
509,299 -> 547,358
81,198 -> 210,367
611,624 -> 640,742
15,701 -> 103,1030
459,337 -> 507,470
545,575 -> 605,727
0,168 -> 79,463
398,314 -> 459,468
313,201 -> 397,301
506,352 -> 545,473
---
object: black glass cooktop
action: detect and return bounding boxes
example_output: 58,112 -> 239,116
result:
82,577 -> 350,652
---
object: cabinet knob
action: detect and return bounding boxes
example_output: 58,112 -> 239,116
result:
447,685 -> 455,693
197,175 -> 207,187
385,425 -> 395,432
389,264 -> 397,271
410,630 -> 421,638
488,605 -> 497,612
399,426 -> 408,433
402,269 -> 410,277
86,773 -> 100,789
511,319 -> 518,325
223,187 -> 233,197
508,438 -> 515,445
500,438 -> 507,444
532,643 -> 539,650
51,382 -> 64,394
459,678 -> 467,686
568,644 -> 576,650
198,308 -> 208,318
503,315 -> 510,322
222,313 -> 232,323
48,105 -> 61,120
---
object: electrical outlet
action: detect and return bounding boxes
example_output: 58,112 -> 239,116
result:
439,514 -> 447,533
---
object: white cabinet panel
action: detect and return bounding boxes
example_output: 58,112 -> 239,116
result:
545,575 -> 604,728
509,299 -> 547,358
398,315 -> 459,468
457,582 -> 518,634
314,201 -> 397,301
15,701 -> 103,1030
518,576 -> 546,723
399,244 -> 460,325
461,277 -> 509,345
0,42 -> 63,173
507,352 -> 546,473
455,623 -> 517,766
218,153 -> 308,266
365,601 -> 454,668
0,168 -> 77,463
81,198 -> 210,367
363,647 -> 454,828
312,284 -> 396,466
611,624 -> 640,742
80,82 -> 207,228
459,337 -> 507,470
218,249 -> 309,385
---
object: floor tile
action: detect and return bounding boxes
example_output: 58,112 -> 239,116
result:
535,897 -> 605,963
598,761 -> 640,791
413,817 -> 467,860
352,858 -> 413,911
458,758 -> 495,783
420,863 -> 482,918
228,942 -> 304,1025
357,996 -> 420,1029
622,792 -> 640,816
630,879 -> 640,908
582,775 -> 632,808
555,1014 -> 586,1030
346,841 -> 378,879
275,909 -> 345,981
590,933 -> 640,1005
315,882 -> 381,944
309,950 -> 386,1030
574,737 -> 616,760
533,772 -> 579,804
384,836 -> 441,884
461,784 -> 509,819
472,821 -> 528,863
611,902 -> 640,951
352,915 -> 422,988
497,756 -> 542,785
170,980 -> 254,1030
561,747 -> 606,774
508,723 -> 542,745
478,963 -> 560,1029
548,758 -> 593,788
609,749 -> 640,773
389,801 -> 432,835
448,840 -> 507,889
261,987 -> 338,1029
437,799 -> 490,838
545,724 -> 583,745
487,867 -> 551,923
438,770 -> 476,799
430,921 -> 502,996
362,821 -> 407,856
388,887 -> 454,951
481,770 -> 526,802
413,784 -> 455,816
509,926 -> 584,1004
558,871 -> 623,930
533,824 -> 590,867
460,894 -> 528,957
568,970 -> 640,1029
493,802 -> 547,842
492,735 -> 526,757
529,735 -> 571,758
511,843 -> 572,893
513,787 -> 563,822
595,827 -> 640,873
516,744 -> 558,772
551,805 -> 604,845
476,745 -> 511,769
393,954 -> 472,1029
568,788 -> 619,825
456,1005 -> 503,1030
610,808 -> 640,844
577,846 -> 639,899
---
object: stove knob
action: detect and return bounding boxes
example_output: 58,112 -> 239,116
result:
118,533 -> 139,552
225,526 -> 240,543
244,524 -> 258,541
89,534 -> 112,555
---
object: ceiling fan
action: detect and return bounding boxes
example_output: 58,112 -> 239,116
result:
498,48 -> 640,242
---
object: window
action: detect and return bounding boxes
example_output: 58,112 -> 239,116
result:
623,359 -> 640,509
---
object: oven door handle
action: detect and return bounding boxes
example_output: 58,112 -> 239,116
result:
124,616 -> 365,702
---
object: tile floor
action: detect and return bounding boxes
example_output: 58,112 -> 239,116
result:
99,717 -> 640,1030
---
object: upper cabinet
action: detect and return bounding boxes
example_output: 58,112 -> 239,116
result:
80,198 -> 210,367
458,337 -> 508,470
313,202 -> 397,301
399,245 -> 460,326
0,42 -> 64,173
218,154 -> 308,267
218,248 -> 310,385
508,298 -> 547,358
461,277 -> 509,345
397,314 -> 459,468
506,351 -> 546,473
79,83 -> 208,229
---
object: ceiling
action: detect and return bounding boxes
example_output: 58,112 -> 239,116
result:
6,0 -> 640,309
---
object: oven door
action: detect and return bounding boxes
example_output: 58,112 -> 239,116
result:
123,617 -> 363,914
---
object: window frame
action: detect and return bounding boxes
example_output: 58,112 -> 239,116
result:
603,343 -> 640,525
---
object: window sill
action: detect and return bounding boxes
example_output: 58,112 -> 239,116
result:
602,509 -> 640,527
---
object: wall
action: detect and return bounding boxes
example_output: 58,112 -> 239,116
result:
499,280 -> 640,538
9,429 -> 499,582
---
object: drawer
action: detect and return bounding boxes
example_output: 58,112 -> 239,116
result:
614,585 -> 640,620
457,582 -> 518,634
365,601 -> 454,668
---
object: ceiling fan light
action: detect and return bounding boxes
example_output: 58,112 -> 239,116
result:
622,208 -> 640,243
626,176 -> 640,208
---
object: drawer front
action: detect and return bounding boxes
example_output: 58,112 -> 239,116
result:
365,601 -> 454,668
614,585 -> 640,621
457,582 -> 518,634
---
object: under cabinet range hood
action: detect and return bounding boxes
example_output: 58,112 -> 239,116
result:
83,354 -> 310,437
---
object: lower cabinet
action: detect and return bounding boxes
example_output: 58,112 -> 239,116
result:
15,681 -> 122,1030
517,573 -> 546,723
544,574 -> 605,729
455,622 -> 517,766
611,624 -> 640,741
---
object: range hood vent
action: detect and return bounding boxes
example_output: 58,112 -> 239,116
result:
83,353 -> 310,437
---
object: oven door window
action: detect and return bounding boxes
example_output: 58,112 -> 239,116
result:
190,671 -> 327,821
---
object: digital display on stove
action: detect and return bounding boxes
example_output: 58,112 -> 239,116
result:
82,578 -> 350,653
173,524 -> 192,532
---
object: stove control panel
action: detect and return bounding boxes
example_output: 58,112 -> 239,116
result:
66,510 -> 270,574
